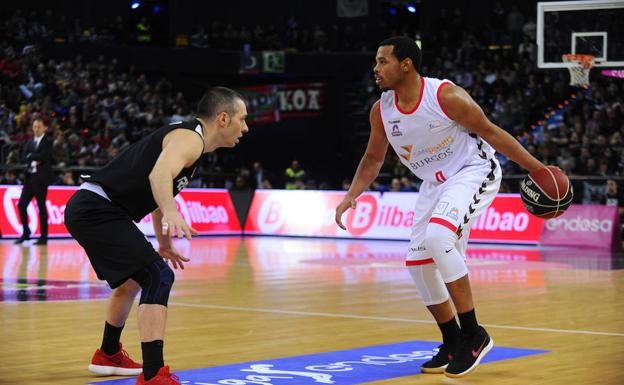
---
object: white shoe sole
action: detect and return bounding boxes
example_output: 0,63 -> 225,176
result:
88,364 -> 143,376
444,337 -> 494,378
421,364 -> 448,374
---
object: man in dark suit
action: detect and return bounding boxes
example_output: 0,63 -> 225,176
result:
15,118 -> 55,245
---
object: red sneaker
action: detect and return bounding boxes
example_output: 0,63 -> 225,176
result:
88,343 -> 143,376
135,366 -> 180,385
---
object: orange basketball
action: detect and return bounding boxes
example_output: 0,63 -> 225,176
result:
520,166 -> 573,219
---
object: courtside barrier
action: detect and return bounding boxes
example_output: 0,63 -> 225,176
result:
2,186 -> 620,250
0,185 -> 241,238
244,190 -> 545,244
540,204 -> 621,250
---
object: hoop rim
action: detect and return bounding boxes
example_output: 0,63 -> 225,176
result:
562,53 -> 596,68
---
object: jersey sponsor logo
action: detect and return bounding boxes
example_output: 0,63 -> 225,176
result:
408,147 -> 453,170
412,135 -> 454,157
428,120 -> 443,131
399,145 -> 412,161
391,124 -> 403,137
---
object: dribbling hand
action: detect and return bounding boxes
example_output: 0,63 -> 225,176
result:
335,197 -> 357,230
161,211 -> 198,240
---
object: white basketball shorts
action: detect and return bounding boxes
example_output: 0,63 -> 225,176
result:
406,159 -> 502,265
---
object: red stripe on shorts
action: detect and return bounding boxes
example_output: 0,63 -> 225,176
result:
429,217 -> 457,232
406,258 -> 435,266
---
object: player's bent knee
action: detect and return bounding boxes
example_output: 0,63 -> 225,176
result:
424,222 -> 468,283
407,263 -> 449,306
113,279 -> 142,297
423,223 -> 456,258
131,259 -> 175,306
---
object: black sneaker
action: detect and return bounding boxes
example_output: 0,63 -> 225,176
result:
421,344 -> 454,374
444,326 -> 494,378
14,235 -> 30,244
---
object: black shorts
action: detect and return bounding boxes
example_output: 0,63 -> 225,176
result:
64,190 -> 161,289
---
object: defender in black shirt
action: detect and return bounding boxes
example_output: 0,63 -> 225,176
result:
64,87 -> 248,384
87,119 -> 205,222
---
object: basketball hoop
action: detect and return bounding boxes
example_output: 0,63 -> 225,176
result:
562,54 -> 595,88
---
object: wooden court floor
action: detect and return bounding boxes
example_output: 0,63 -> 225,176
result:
1,236 -> 623,385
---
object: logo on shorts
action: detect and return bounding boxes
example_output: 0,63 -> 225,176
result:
446,207 -> 459,220
408,244 -> 426,253
433,201 -> 449,215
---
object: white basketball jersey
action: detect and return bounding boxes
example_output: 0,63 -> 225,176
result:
379,77 -> 496,184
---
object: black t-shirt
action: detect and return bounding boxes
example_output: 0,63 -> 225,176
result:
87,119 -> 204,221
604,191 -> 624,208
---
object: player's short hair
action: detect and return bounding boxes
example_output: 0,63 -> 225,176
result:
379,36 -> 422,72
196,87 -> 245,118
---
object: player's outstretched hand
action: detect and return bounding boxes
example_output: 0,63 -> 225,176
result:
161,211 -> 198,240
158,244 -> 190,270
335,197 -> 357,230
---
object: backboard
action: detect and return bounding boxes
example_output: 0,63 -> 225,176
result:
537,0 -> 624,68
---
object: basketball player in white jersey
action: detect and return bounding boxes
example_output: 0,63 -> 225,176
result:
335,36 -> 545,378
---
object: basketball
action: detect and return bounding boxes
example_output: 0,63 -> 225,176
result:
520,166 -> 573,219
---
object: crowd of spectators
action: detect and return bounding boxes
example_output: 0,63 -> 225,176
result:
0,7 -> 401,52
0,41 -> 201,186
1,9 -> 129,46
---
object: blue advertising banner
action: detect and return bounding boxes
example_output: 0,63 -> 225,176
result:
93,340 -> 547,385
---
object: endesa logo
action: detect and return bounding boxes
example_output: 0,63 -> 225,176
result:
540,204 -> 618,249
545,216 -> 613,233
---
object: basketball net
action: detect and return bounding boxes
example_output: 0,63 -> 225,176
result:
562,54 -> 595,88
